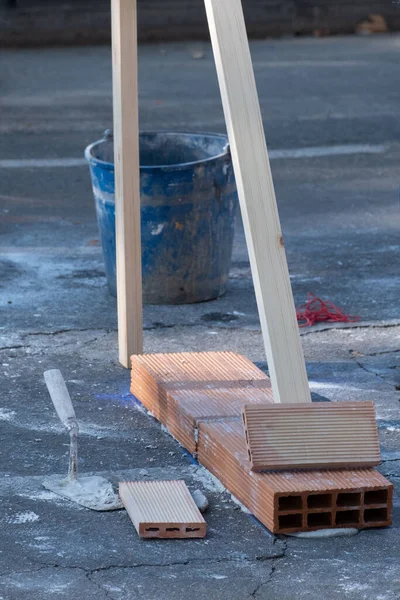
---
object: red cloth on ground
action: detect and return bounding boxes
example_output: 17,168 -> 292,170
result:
296,293 -> 360,328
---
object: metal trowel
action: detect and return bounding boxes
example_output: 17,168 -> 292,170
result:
43,369 -> 122,511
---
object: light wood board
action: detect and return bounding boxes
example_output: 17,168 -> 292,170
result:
204,0 -> 310,404
111,0 -> 143,367
242,402 -> 381,471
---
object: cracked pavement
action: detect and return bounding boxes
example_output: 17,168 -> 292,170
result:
0,36 -> 399,599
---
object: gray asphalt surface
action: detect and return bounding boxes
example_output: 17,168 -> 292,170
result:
0,35 -> 399,599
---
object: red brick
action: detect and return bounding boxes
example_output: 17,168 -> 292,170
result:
242,402 -> 380,471
197,420 -> 393,534
119,480 -> 206,539
131,351 -> 272,452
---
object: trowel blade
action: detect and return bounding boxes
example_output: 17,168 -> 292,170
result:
43,475 -> 123,511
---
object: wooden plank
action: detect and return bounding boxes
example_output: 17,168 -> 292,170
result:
204,0 -> 310,404
119,480 -> 206,538
242,402 -> 381,471
111,0 -> 143,367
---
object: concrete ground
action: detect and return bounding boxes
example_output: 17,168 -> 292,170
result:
0,35 -> 399,599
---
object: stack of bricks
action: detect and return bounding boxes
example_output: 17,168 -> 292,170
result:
130,352 -> 393,534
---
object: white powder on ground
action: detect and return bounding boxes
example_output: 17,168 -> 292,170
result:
286,528 -> 358,539
18,490 -> 66,505
190,465 -> 225,494
0,408 -> 15,421
7,511 -> 39,524
230,494 -> 251,514
43,475 -> 122,511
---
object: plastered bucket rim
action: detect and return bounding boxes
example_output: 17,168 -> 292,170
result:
84,131 -> 230,172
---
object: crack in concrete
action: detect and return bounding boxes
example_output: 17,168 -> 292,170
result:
352,357 -> 391,384
0,329 -> 112,355
0,345 -> 24,351
365,349 -> 400,357
0,564 -> 55,578
89,555 -> 283,572
12,555 -> 287,600
83,554 -> 288,600
300,322 -> 400,337
248,580 -> 269,599
25,328 -> 106,337
249,560 -> 281,598
0,553 -> 290,600
4,553 -> 285,579
2,321 -> 399,349
85,570 -> 115,600
248,538 -> 288,598
0,564 -> 113,600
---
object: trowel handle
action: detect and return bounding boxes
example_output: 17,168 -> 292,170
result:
44,370 -> 79,433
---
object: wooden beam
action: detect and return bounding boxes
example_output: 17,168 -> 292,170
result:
204,0 -> 311,403
111,0 -> 143,367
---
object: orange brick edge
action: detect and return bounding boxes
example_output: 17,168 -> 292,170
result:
130,352 -> 393,534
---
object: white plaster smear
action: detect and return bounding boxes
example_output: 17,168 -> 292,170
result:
7,511 -> 39,524
286,528 -> 359,539
150,223 -> 166,235
0,408 -> 16,421
42,475 -> 122,511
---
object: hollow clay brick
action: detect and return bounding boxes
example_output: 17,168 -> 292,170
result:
129,351 -> 392,534
167,385 -> 273,454
242,402 -> 380,471
131,352 -> 273,452
197,420 -> 392,534
119,480 -> 206,539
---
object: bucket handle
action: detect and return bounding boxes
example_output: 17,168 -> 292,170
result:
103,129 -> 113,140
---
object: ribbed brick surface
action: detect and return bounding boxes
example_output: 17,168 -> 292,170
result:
119,480 -> 206,538
198,420 -> 392,533
129,351 -> 392,534
242,402 -> 380,471
167,384 -> 273,454
131,352 -> 272,452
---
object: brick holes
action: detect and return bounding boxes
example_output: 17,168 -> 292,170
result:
278,495 -> 302,511
131,353 -> 393,535
307,494 -> 332,509
364,508 -> 388,523
337,492 -> 361,507
336,510 -> 360,525
166,527 -> 180,532
307,512 -> 332,528
279,514 -> 303,529
364,490 -> 388,505
145,527 -> 160,532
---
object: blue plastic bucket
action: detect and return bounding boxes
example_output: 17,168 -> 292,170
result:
85,131 -> 238,304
